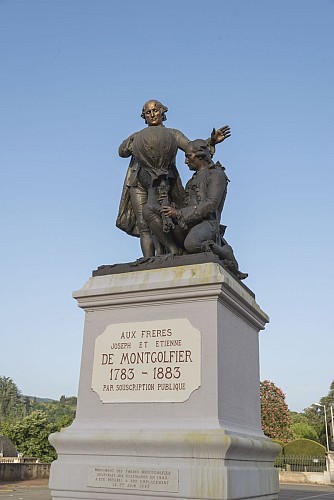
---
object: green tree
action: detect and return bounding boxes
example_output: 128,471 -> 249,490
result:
301,379 -> 334,449
0,375 -> 77,461
289,412 -> 320,441
0,376 -> 26,426
29,396 -> 76,426
4,410 -> 58,462
320,380 -> 334,448
260,380 -> 292,442
320,380 -> 334,409
290,422 -> 319,441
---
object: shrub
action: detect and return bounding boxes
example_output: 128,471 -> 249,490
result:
272,439 -> 284,449
283,438 -> 326,457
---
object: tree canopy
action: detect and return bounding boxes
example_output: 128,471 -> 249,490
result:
260,380 -> 292,442
302,380 -> 334,448
3,410 -> 58,462
0,376 -> 26,424
0,375 -> 77,462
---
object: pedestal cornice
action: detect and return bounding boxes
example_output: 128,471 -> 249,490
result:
73,262 -> 269,331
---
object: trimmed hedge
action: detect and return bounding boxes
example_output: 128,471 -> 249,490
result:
272,439 -> 284,456
272,439 -> 284,449
283,438 -> 326,457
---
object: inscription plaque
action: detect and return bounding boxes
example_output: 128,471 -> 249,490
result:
87,466 -> 179,492
91,318 -> 201,403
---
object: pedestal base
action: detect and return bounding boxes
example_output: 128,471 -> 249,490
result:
50,429 -> 278,499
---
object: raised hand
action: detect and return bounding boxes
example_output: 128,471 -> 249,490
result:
210,125 -> 231,145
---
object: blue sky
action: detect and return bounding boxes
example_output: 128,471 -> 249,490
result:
1,0 -> 333,412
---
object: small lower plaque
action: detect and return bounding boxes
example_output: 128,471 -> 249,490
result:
87,466 -> 179,492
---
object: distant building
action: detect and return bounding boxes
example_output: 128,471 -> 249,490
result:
0,435 -> 18,458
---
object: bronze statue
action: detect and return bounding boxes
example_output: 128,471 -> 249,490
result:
143,139 -> 248,280
116,100 -> 230,257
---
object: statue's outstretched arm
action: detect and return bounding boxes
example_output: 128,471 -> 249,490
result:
172,126 -> 230,157
172,129 -> 190,152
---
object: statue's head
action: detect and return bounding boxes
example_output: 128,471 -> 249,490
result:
141,100 -> 168,126
185,139 -> 212,170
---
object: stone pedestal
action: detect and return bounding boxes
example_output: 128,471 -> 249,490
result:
49,259 -> 280,499
327,452 -> 334,483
